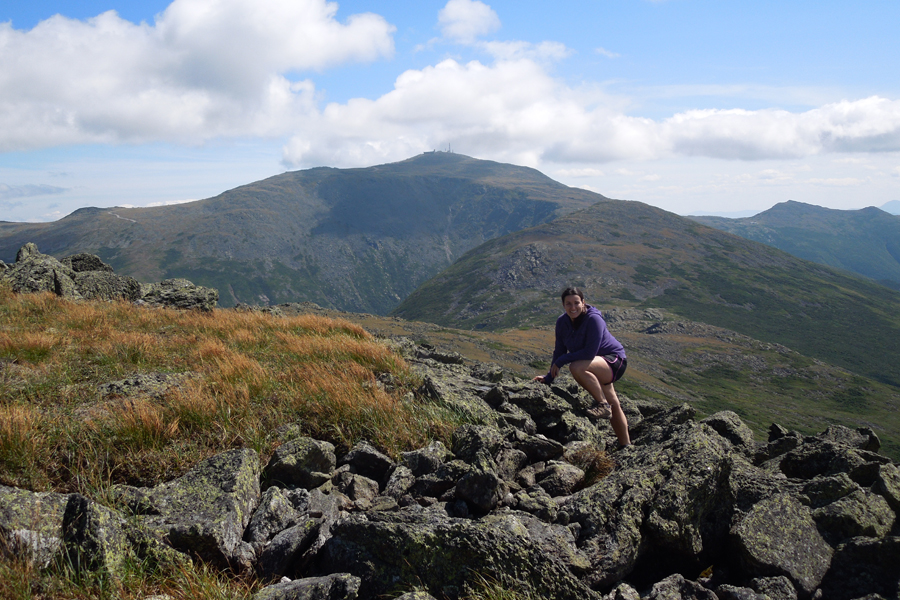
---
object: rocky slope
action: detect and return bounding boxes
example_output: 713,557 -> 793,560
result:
2,333 -> 898,600
690,201 -> 900,291
391,199 -> 900,391
0,153 -> 601,312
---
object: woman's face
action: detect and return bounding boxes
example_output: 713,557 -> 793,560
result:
563,294 -> 585,321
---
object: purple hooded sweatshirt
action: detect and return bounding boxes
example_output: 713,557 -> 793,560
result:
543,304 -> 625,385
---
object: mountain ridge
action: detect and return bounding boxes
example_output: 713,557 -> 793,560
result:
690,200 -> 900,290
0,153 -> 602,313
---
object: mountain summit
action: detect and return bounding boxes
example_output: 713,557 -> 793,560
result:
0,153 -> 601,312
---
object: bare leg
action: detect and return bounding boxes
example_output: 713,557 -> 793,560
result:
569,357 -> 631,447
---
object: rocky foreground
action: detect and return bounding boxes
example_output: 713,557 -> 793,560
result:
2,333 -> 899,600
0,242 -> 218,310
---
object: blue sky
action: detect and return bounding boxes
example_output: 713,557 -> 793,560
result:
2,0 -> 899,222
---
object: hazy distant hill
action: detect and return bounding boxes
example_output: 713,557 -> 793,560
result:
690,201 -> 900,290
392,199 -> 900,388
0,153 -> 601,312
882,200 -> 900,215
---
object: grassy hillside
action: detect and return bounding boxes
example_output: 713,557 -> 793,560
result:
0,153 -> 602,313
691,201 -> 900,290
0,286 -> 460,495
392,200 -> 900,391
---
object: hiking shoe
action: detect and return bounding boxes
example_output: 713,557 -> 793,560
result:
586,402 -> 612,421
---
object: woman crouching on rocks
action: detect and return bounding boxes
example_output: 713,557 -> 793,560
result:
533,286 -> 631,449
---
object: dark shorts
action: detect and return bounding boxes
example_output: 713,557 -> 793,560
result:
603,354 -> 627,383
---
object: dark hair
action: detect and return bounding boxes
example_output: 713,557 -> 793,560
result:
560,286 -> 584,303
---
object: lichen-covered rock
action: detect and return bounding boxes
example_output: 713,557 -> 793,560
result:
455,466 -> 505,513
714,584 -> 767,600
516,434 -> 565,462
314,510 -> 600,600
395,592 -> 438,600
765,439 -> 891,482
1,243 -> 81,298
74,271 -> 142,301
702,410 -> 757,449
384,465 -> 416,499
257,517 -> 323,580
138,278 -> 218,311
819,536 -> 900,600
749,576 -> 797,600
266,438 -> 336,490
535,462 -> 584,497
731,493 -> 833,596
450,424 -> 503,462
245,487 -> 304,552
61,493 -> 131,575
332,472 -> 380,504
495,447 -> 529,482
0,486 -> 129,575
61,253 -> 114,273
338,441 -> 393,483
252,573 -> 361,600
114,448 -> 260,569
874,463 -> 900,513
415,369 -> 498,424
812,488 -> 895,543
505,383 -> 574,421
0,484 -> 70,567
646,573 -> 717,600
816,424 -> 881,453
402,441 -> 452,477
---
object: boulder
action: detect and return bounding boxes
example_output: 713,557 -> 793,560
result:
535,462 -> 584,497
0,486 -> 129,575
74,271 -> 142,301
314,511 -> 600,600
701,410 -> 757,449
266,438 -> 336,490
646,574 -> 717,600
819,536 -> 900,600
257,518 -> 323,580
450,424 -> 503,462
338,441 -> 394,483
812,488 -> 895,544
252,573 -> 361,600
1,243 -> 80,298
245,487 -> 304,552
731,493 -> 833,597
138,278 -> 218,311
401,441 -> 452,477
113,448 -> 260,569
61,253 -> 114,273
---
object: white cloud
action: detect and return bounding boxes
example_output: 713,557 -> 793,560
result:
438,0 -> 500,43
892,166 -> 900,177
807,177 -> 867,187
0,0 -> 394,151
2,0 -> 900,181
595,47 -> 620,59
555,168 -> 605,177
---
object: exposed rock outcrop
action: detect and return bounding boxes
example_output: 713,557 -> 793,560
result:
1,339 -> 898,600
0,242 -> 217,309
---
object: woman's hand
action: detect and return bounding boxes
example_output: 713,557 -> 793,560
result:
532,375 -> 547,383
549,363 -> 560,379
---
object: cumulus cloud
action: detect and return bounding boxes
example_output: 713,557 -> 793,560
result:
595,47 -> 620,58
2,0 -> 900,175
438,0 -> 500,43
0,0 -> 394,151
281,48 -> 900,170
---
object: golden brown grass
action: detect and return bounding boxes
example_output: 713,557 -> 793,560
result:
0,286 -> 463,494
